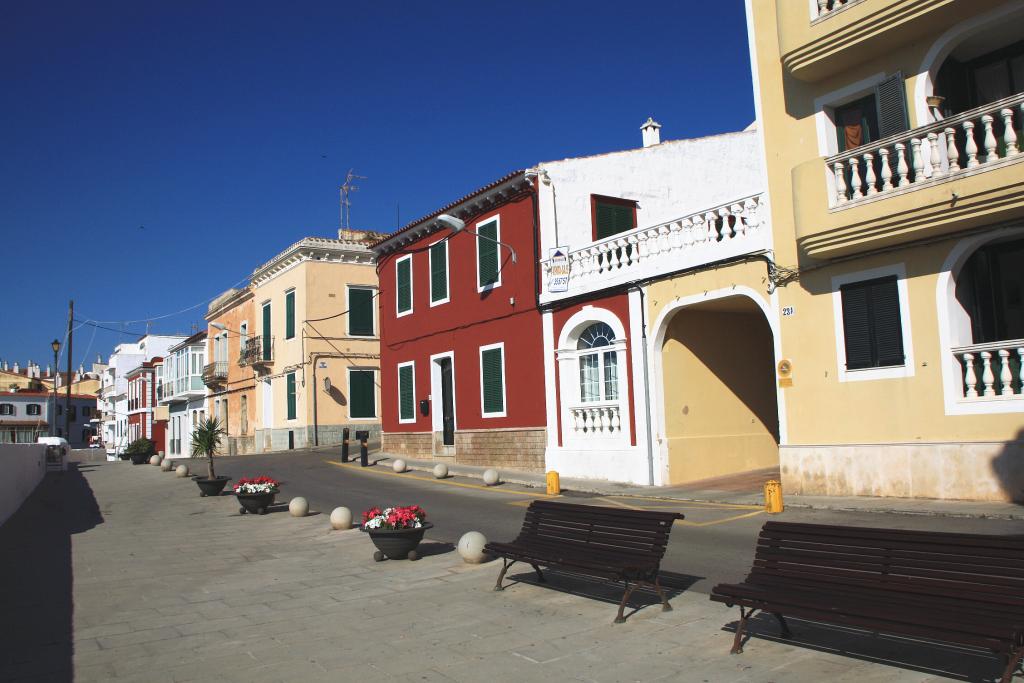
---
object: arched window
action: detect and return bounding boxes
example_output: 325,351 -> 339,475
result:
27,404 -> 41,416
577,322 -> 619,402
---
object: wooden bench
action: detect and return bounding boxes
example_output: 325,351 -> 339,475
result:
484,500 -> 684,624
710,521 -> 1024,683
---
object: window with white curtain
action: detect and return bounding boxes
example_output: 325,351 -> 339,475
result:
577,323 -> 619,402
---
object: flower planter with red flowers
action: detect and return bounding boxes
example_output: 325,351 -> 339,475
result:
361,506 -> 431,561
233,476 -> 281,515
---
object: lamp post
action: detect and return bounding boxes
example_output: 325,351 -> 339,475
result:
436,214 -> 518,264
50,339 -> 60,437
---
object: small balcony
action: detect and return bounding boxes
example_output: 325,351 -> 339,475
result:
202,361 -> 228,386
952,339 -> 1024,402
540,194 -> 768,304
568,403 -> 623,437
239,336 -> 273,367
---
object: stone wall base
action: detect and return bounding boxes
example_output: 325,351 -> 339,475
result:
383,427 -> 547,471
255,423 -> 382,453
780,441 -> 1024,503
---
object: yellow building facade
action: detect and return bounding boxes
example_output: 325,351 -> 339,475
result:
747,0 -> 1024,501
249,236 -> 380,452
204,286 -> 256,454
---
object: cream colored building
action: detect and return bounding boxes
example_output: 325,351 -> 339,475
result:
747,0 -> 1024,501
249,235 -> 380,452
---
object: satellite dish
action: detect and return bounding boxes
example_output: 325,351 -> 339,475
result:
323,377 -> 332,392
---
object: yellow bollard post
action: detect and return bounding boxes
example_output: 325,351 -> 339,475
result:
764,479 -> 784,514
546,471 -> 561,495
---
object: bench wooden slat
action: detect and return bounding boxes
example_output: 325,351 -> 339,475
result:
753,541 -> 1024,573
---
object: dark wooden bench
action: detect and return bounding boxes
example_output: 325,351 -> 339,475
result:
711,521 -> 1024,683
484,500 -> 684,623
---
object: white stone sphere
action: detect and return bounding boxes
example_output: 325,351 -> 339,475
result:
289,497 -> 309,517
433,463 -> 448,479
458,531 -> 489,564
483,469 -> 500,486
330,506 -> 352,530
149,454 -> 161,466
175,464 -> 189,478
392,459 -> 407,473
160,458 -> 173,472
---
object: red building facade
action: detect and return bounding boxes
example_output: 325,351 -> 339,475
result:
373,171 -> 548,470
126,359 -> 165,448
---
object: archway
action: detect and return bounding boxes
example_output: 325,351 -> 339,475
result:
655,294 -> 779,485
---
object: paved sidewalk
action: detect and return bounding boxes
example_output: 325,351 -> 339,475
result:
379,452 -> 1024,520
0,461 -> 1011,682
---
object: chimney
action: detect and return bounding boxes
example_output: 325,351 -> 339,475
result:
45,365 -> 51,377
640,117 -> 662,147
2,360 -> 7,371
12,362 -> 19,374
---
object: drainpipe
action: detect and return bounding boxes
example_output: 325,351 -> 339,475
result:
311,350 -> 319,447
633,285 -> 656,486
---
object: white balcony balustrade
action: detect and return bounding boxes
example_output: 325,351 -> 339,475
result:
542,193 -> 768,301
827,94 -> 1023,207
569,404 -> 622,436
814,0 -> 864,20
953,339 -> 1024,401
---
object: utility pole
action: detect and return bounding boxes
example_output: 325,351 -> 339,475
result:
65,300 -> 73,440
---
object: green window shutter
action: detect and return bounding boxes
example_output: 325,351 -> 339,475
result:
840,276 -> 904,370
349,370 -> 375,418
430,241 -> 448,303
262,304 -> 272,360
396,258 -> 412,313
348,288 -> 374,336
285,291 -> 295,340
477,221 -> 499,288
874,71 -> 909,139
595,202 -> 635,240
286,372 -> 296,420
481,347 -> 505,415
398,364 -> 414,421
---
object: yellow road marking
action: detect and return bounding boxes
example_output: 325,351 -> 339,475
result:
602,495 -> 761,510
677,510 -> 767,527
324,460 -> 556,498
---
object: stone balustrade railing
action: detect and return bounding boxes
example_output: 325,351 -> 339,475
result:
814,0 -> 863,20
542,193 -> 767,300
569,404 -> 622,436
826,93 -> 1024,207
952,338 -> 1024,400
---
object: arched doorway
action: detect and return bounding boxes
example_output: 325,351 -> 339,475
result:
655,294 -> 779,485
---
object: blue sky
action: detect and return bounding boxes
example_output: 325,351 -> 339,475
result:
0,1 -> 754,370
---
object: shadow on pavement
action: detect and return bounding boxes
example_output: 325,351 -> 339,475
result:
503,568 -> 702,623
0,463 -> 103,682
721,612 -> 1002,682
415,541 -> 455,558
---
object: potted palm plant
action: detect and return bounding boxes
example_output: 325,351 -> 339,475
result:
190,417 -> 231,497
125,438 -> 155,465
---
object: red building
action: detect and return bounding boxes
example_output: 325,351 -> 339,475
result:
126,358 -> 165,448
372,171 -> 547,470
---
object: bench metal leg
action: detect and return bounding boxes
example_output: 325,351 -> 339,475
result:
530,563 -> 546,583
773,612 -> 792,639
614,581 -> 636,624
731,606 -> 755,654
494,559 -> 515,592
651,576 -> 672,612
1001,646 -> 1024,683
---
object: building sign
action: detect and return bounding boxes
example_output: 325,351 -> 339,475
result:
548,247 -> 570,293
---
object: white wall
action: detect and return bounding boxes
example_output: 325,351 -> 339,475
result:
0,444 -> 46,527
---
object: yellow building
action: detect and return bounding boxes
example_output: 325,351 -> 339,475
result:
204,286 -> 256,454
249,235 -> 381,452
747,0 -> 1024,501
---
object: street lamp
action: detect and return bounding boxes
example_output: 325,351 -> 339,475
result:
436,214 -> 518,264
50,339 -> 60,437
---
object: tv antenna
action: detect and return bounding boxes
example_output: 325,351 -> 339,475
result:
340,169 -> 367,230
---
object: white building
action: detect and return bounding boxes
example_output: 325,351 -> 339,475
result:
533,120 -> 769,485
158,331 -> 208,459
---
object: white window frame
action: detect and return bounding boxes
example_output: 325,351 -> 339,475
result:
397,361 -> 416,424
395,255 -> 413,318
575,324 -> 623,404
475,215 -> 502,293
478,342 -> 507,418
831,263 -> 915,382
428,238 -> 450,307
346,285 -> 378,338
346,367 -> 378,421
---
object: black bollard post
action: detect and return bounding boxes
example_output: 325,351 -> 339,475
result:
357,430 -> 369,467
341,427 -> 350,463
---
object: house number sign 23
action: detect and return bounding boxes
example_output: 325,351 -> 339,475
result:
782,306 -> 795,317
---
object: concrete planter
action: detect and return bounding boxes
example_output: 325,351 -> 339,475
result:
237,492 -> 276,515
129,452 -> 150,465
362,523 -> 432,561
194,476 -> 231,497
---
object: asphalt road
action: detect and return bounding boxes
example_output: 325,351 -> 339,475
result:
201,449 -> 1024,594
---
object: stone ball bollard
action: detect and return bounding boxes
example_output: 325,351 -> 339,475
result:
160,458 -> 174,472
458,531 -> 489,564
330,506 -> 352,530
482,468 -> 500,486
433,463 -> 448,479
289,497 -> 309,517
149,454 -> 161,466
175,464 -> 189,478
392,459 -> 407,473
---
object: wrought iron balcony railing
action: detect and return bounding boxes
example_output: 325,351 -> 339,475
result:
239,336 -> 273,366
202,361 -> 228,386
